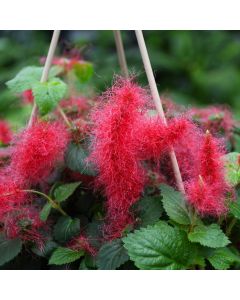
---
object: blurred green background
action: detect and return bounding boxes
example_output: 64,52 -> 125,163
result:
0,30 -> 240,129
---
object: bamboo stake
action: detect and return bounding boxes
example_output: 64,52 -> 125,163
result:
113,30 -> 129,78
27,30 -> 61,128
135,30 -> 185,194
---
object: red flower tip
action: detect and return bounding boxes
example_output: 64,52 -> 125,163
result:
186,132 -> 230,216
11,121 -> 70,185
22,89 -> 34,104
69,235 -> 97,256
0,120 -> 12,145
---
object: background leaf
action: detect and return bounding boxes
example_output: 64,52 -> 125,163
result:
188,224 -> 230,248
32,77 -> 67,115
65,142 -> 96,176
54,182 -> 81,203
134,195 -> 163,227
208,247 -> 240,270
223,152 -> 240,186
73,62 -> 93,83
0,234 -> 22,266
96,239 -> 129,270
39,202 -> 52,221
53,216 -> 80,243
49,247 -> 84,265
123,222 -> 196,270
160,184 -> 191,225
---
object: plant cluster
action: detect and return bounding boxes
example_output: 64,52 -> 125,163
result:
0,49 -> 240,270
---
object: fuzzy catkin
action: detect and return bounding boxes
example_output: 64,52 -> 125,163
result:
10,121 -> 70,185
90,79 -> 148,239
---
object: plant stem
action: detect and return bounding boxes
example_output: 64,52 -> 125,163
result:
23,189 -> 67,216
113,30 -> 129,78
27,30 -> 61,128
58,106 -> 72,128
135,30 -> 185,194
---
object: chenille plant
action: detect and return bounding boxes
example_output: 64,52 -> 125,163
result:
0,32 -> 240,270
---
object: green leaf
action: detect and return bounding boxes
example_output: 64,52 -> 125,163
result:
223,152 -> 240,186
53,216 -> 80,243
73,61 -> 93,83
134,195 -> 163,227
39,202 -> 52,221
65,142 -> 96,176
32,77 -> 67,115
54,182 -> 81,203
188,224 -> 230,248
123,222 -> 196,270
32,240 -> 58,258
49,247 -> 84,265
160,184 -> 191,225
0,234 -> 22,266
229,196 -> 240,219
6,66 -> 61,94
96,239 -> 129,270
208,247 -> 240,270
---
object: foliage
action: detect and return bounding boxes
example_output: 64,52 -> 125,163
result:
0,31 -> 240,270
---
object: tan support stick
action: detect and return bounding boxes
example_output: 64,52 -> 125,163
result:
28,30 -> 61,128
113,30 -> 129,78
135,30 -> 185,194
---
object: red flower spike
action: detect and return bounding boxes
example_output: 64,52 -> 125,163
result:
0,173 -> 27,218
11,121 -> 70,185
90,78 -> 148,239
0,120 -> 12,145
3,207 -> 46,248
22,89 -> 34,104
199,131 -> 225,185
186,131 -> 231,216
69,235 -> 97,256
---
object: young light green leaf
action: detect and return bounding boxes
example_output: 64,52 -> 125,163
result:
65,142 -> 96,176
96,239 -> 129,270
39,202 -> 52,221
208,247 -> 240,270
160,184 -> 191,225
54,182 -> 81,203
53,216 -> 80,243
0,233 -> 22,266
49,247 -> 84,265
223,152 -> 240,186
73,61 -> 93,83
134,195 -> 163,227
188,224 -> 230,248
32,77 -> 67,115
123,222 -> 196,270
6,66 -> 62,94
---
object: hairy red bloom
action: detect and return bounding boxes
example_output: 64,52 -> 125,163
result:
186,178 -> 227,216
186,132 -> 230,216
3,207 -> 46,247
188,106 -> 234,138
59,97 -> 90,120
0,120 -> 12,144
199,131 -> 225,184
11,121 -> 70,185
0,172 -> 27,218
22,89 -> 34,104
90,78 -> 148,239
69,235 -> 97,256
